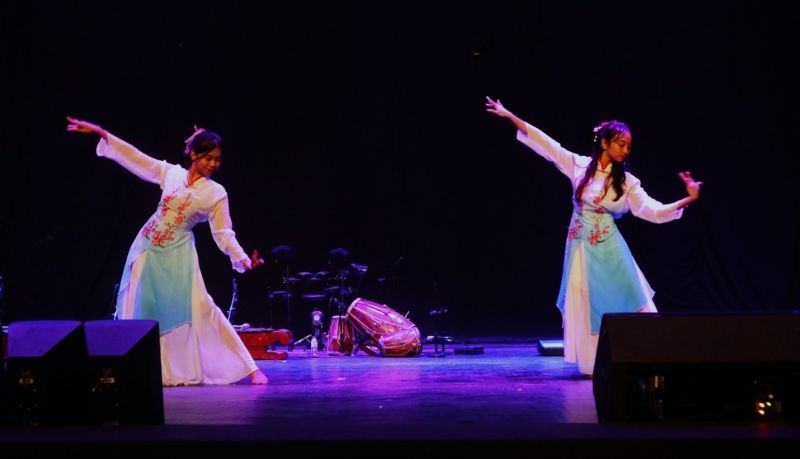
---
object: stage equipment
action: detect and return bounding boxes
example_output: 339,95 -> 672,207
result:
424,308 -> 451,357
226,278 -> 239,323
5,320 -> 87,424
288,308 -> 325,352
537,340 -> 565,356
237,328 -> 292,360
593,312 -> 800,422
269,245 -> 294,331
326,315 -> 354,355
84,320 -> 163,425
311,310 -> 324,328
347,298 -> 422,357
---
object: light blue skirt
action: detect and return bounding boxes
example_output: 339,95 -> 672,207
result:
557,210 -> 649,333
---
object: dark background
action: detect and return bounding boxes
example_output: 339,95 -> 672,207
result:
1,1 -> 798,339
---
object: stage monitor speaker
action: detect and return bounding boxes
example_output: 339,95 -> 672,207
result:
5,320 -> 87,424
84,320 -> 164,425
593,312 -> 800,422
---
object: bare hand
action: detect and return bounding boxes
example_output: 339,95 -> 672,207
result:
678,171 -> 703,201
66,116 -> 107,138
485,96 -> 511,118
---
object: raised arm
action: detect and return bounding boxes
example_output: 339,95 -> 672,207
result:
67,116 -> 168,186
208,196 -> 264,273
485,96 -> 528,132
628,171 -> 702,224
485,97 -> 584,180
66,116 -> 108,140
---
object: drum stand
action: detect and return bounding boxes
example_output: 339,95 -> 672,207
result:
425,308 -> 452,357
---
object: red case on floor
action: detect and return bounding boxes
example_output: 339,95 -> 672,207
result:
237,328 -> 292,360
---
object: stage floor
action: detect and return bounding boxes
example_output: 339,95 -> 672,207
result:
3,344 -> 800,458
168,343 -> 595,428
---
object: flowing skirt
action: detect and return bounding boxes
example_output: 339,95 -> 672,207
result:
116,237 -> 257,386
561,241 -> 657,375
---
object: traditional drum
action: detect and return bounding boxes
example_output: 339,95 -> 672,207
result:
346,298 -> 422,357
326,315 -> 354,355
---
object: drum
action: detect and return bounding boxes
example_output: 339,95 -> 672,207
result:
379,329 -> 423,357
326,315 -> 354,355
346,298 -> 422,357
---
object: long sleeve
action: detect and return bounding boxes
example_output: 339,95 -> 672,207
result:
208,196 -> 250,273
626,176 -> 684,224
96,133 -> 169,187
516,122 -> 587,181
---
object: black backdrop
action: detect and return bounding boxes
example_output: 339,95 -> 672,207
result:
2,2 -> 798,338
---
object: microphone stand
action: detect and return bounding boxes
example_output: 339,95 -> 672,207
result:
107,283 -> 120,320
227,278 -> 239,324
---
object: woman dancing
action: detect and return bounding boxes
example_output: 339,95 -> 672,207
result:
67,116 -> 268,385
486,98 -> 702,375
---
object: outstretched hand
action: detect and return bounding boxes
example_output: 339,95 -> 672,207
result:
66,116 -> 107,140
485,96 -> 511,118
249,249 -> 265,270
678,171 -> 703,201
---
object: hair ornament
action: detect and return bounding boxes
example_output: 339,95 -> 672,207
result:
184,125 -> 206,154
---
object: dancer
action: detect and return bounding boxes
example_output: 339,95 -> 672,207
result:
485,98 -> 702,375
67,116 -> 268,385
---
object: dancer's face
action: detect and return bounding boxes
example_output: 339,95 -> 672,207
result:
601,132 -> 632,164
191,147 -> 222,177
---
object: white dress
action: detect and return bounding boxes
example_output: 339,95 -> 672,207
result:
97,133 -> 258,385
516,123 -> 684,374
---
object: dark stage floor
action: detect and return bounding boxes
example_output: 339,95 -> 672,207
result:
2,344 -> 800,458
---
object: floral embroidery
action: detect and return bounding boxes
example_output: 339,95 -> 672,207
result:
142,192 -> 193,248
587,214 -> 610,246
567,213 -> 583,241
568,221 -> 583,240
141,219 -> 157,239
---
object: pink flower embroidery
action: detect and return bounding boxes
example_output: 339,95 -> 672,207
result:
585,214 -> 610,246
141,220 -> 156,237
177,195 -> 191,212
144,192 -> 193,247
568,223 -> 582,240
567,214 -> 583,241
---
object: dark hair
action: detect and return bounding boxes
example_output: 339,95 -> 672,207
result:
183,128 -> 222,161
574,120 -> 630,203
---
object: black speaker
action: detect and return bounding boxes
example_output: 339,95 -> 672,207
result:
5,320 -> 87,424
593,312 -> 800,422
84,320 -> 164,425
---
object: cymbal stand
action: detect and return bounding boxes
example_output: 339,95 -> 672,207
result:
226,279 -> 238,323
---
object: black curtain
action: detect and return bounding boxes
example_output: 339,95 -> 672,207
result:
2,1 -> 798,338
